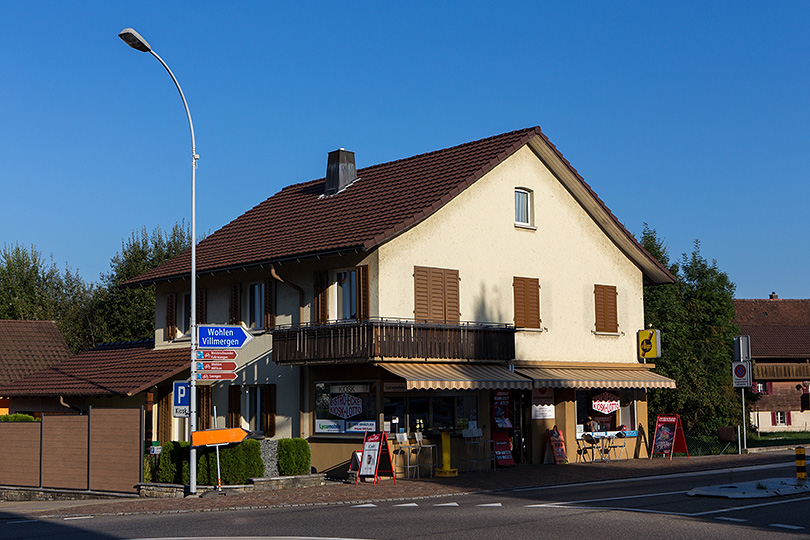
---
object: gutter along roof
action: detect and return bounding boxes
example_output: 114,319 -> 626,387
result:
0,340 -> 189,397
126,127 -> 675,287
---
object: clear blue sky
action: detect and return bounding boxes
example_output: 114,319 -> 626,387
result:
2,2 -> 808,299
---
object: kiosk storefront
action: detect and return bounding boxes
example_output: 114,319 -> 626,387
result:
303,362 -> 532,476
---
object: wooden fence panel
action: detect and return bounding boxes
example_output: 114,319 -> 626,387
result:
41,416 -> 88,490
0,423 -> 41,487
89,408 -> 142,493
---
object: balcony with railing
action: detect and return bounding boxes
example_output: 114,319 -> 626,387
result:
271,318 -> 516,364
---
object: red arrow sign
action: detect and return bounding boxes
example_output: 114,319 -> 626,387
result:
198,350 -> 238,361
196,372 -> 237,381
196,361 -> 237,371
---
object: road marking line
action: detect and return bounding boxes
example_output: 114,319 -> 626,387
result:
434,502 -> 459,506
771,523 -> 805,530
8,520 -> 39,524
715,517 -> 747,522
690,495 -> 810,517
394,503 -> 419,506
476,503 -> 502,507
352,503 -> 377,508
63,516 -> 94,520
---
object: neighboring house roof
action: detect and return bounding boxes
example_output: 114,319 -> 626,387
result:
126,127 -> 675,287
0,320 -> 71,387
0,340 -> 189,397
733,299 -> 810,358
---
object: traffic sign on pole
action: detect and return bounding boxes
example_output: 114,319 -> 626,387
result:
172,381 -> 190,418
197,350 -> 238,361
197,325 -> 253,349
196,361 -> 237,372
732,361 -> 752,388
195,372 -> 237,381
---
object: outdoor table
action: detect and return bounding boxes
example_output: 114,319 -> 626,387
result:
576,430 -> 638,462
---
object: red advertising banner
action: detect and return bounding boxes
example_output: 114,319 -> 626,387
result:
650,414 -> 689,460
356,431 -> 396,485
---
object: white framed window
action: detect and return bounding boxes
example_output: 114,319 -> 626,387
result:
755,381 -> 767,394
774,411 -> 788,426
247,282 -> 266,329
514,188 -> 534,228
334,269 -> 357,320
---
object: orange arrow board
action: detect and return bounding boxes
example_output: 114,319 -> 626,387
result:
191,427 -> 248,447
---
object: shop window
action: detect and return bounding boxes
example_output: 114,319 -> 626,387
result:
384,393 -> 479,433
314,381 -> 378,434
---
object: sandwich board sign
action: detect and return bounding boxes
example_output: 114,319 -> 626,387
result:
356,431 -> 395,485
650,414 -> 689,460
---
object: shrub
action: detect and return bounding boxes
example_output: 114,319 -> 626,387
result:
157,439 -> 263,485
0,413 -> 39,422
277,438 -> 311,476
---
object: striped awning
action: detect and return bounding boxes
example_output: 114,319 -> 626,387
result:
515,366 -> 676,389
380,363 -> 533,390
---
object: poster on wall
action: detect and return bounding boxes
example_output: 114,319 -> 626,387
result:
650,414 -> 689,460
493,390 -> 513,428
532,388 -> 555,420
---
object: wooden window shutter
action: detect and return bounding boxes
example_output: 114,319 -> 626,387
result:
261,384 -> 276,437
196,289 -> 207,325
313,270 -> 329,323
355,265 -> 370,320
229,284 -> 242,325
767,382 -> 773,394
165,293 -> 177,341
264,280 -> 276,329
513,277 -> 541,328
787,411 -> 792,426
443,268 -> 460,323
157,388 -> 171,444
228,385 -> 241,428
414,266 -> 430,322
594,284 -> 618,333
197,385 -> 212,430
770,411 -> 777,425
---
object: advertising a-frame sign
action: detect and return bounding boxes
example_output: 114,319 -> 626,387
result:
356,431 -> 396,485
650,414 -> 689,459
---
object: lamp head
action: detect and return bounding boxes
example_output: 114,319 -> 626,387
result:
118,28 -> 151,53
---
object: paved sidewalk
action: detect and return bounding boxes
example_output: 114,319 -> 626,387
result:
1,450 -> 798,519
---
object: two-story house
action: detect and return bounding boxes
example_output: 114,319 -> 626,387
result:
734,294 -> 810,432
127,126 -> 675,473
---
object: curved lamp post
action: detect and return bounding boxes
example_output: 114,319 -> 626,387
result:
119,27 -> 200,495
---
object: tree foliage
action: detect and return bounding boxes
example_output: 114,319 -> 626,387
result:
642,225 -> 740,433
1,222 -> 192,353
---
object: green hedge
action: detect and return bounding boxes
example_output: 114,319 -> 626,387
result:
156,440 -> 264,485
0,413 -> 39,422
278,438 -> 311,476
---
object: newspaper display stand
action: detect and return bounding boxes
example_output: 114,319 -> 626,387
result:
650,414 -> 689,459
356,431 -> 396,485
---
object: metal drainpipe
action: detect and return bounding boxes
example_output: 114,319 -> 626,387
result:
271,266 -> 305,324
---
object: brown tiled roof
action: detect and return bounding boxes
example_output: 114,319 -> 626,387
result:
734,299 -> 810,358
126,127 -> 674,286
0,340 -> 189,397
0,320 -> 71,386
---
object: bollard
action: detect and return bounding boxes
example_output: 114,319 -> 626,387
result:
436,429 -> 458,477
797,447 -> 806,483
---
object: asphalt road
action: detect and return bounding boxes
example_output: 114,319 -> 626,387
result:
2,461 -> 806,540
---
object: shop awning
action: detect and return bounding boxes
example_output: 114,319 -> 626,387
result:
379,363 -> 533,390
515,366 -> 676,389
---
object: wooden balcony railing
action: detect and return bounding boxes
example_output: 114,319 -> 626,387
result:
271,319 -> 516,364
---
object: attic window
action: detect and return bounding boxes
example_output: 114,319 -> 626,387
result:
515,188 -> 534,228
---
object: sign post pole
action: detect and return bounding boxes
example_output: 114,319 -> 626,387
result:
733,335 -> 752,452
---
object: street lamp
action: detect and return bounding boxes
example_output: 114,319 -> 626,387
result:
119,27 -> 200,495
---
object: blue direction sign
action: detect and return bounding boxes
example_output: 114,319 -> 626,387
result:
197,325 -> 254,349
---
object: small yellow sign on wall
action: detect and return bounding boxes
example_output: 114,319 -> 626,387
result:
638,329 -> 661,359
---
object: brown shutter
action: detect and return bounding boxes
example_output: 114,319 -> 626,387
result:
443,269 -> 460,323
261,384 -> 276,437
414,266 -> 430,322
513,277 -> 541,328
197,385 -> 212,430
228,385 -> 241,428
157,387 -> 171,444
355,265 -> 370,320
196,289 -> 207,325
414,266 -> 460,323
165,293 -> 177,341
594,285 -> 618,333
313,270 -> 329,323
229,284 -> 241,325
264,280 -> 276,329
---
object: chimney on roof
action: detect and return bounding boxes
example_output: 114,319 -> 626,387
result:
770,292 -> 779,299
324,148 -> 356,196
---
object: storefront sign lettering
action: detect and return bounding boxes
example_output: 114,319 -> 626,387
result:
591,392 -> 621,414
329,393 -> 363,419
